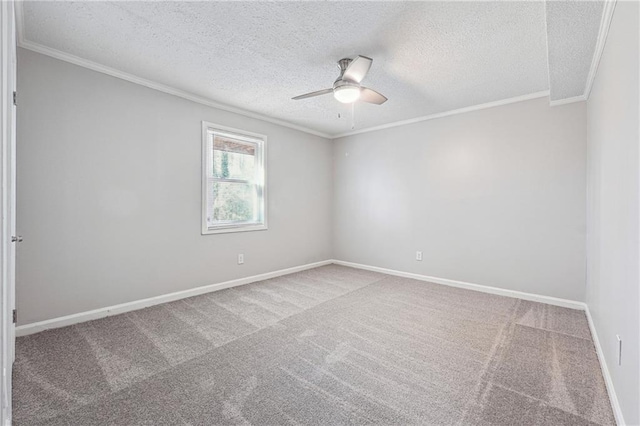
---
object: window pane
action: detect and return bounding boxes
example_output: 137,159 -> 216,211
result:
202,124 -> 266,234
212,136 -> 256,180
208,181 -> 258,225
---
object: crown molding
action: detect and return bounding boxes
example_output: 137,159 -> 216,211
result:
549,94 -> 588,107
16,0 -> 599,141
18,32 -> 551,142
544,0 -> 615,107
583,0 -> 617,100
14,3 -> 331,139
17,40 -> 333,139
332,91 -> 550,139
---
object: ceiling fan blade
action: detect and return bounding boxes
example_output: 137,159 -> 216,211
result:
360,87 -> 388,105
292,88 -> 333,100
343,56 -> 373,83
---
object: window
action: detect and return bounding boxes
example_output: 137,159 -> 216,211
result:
202,122 -> 267,234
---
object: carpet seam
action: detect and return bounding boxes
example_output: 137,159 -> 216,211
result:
37,268 -> 391,424
489,382 -> 608,426
15,267 -> 613,425
456,298 -> 522,425
515,323 -> 596,344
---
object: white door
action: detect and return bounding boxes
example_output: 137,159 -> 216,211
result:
1,1 -> 16,424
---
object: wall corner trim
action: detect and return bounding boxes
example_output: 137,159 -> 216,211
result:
15,259 -> 333,337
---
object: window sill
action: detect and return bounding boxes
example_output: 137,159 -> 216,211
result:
201,224 -> 268,235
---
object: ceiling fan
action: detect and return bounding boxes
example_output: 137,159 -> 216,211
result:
292,56 -> 388,105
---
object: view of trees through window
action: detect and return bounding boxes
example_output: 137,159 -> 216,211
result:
208,136 -> 259,225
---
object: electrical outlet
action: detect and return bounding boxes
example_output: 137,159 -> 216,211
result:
416,251 -> 423,261
616,335 -> 622,365
238,254 -> 244,265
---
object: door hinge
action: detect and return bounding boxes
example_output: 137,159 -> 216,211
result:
12,91 -> 16,106
12,309 -> 16,324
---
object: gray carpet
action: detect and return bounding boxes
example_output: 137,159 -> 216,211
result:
13,265 -> 615,425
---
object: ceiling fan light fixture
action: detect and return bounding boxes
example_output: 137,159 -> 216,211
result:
334,85 -> 361,103
292,56 -> 386,105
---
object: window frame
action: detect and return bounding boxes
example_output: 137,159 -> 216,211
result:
201,121 -> 268,235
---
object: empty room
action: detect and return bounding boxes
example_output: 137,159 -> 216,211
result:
0,0 -> 638,425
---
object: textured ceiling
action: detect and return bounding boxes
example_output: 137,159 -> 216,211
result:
19,1 -> 604,137
545,1 -> 604,102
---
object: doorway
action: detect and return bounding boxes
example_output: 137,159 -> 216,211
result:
1,1 -> 17,424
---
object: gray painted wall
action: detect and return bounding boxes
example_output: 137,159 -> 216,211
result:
16,12 -> 639,421
333,97 -> 587,301
16,49 -> 333,324
586,2 -> 639,424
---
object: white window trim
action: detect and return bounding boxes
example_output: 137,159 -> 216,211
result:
201,121 -> 268,235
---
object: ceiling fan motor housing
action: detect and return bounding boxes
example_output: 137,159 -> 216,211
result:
333,79 -> 360,90
338,58 -> 353,75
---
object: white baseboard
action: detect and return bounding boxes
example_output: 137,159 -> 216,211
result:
333,259 -> 626,423
16,258 -> 624,424
15,259 -> 333,337
332,260 -> 586,310
584,307 -> 625,425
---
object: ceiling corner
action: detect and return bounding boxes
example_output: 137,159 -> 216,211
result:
545,0 -> 610,103
14,0 -> 25,45
583,0 -> 618,101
